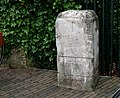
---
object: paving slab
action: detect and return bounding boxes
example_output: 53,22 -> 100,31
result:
0,67 -> 120,98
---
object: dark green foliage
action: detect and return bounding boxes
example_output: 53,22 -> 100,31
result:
0,0 -> 81,69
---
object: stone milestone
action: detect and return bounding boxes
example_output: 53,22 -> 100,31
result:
55,10 -> 99,91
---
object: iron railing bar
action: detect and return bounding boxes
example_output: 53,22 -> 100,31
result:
94,0 -> 96,12
116,1 -> 120,77
86,0 -> 88,9
110,0 -> 113,76
102,0 -> 105,75
115,1 -> 118,66
104,0 -> 108,75
105,0 -> 110,76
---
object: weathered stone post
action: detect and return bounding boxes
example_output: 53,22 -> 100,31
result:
55,10 -> 99,91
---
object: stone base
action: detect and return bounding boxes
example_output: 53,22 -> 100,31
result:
57,56 -> 99,91
57,73 -> 99,91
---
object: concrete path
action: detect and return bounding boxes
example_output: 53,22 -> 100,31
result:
0,67 -> 120,98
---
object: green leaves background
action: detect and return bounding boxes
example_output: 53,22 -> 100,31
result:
0,0 -> 81,69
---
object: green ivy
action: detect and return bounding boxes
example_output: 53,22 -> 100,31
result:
0,0 -> 81,69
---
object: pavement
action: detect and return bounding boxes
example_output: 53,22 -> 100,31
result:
0,67 -> 120,98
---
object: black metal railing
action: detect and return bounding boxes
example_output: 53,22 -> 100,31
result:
75,0 -> 120,77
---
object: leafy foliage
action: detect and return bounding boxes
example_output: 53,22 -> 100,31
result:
0,0 -> 81,69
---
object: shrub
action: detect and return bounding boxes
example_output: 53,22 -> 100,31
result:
0,0 -> 81,69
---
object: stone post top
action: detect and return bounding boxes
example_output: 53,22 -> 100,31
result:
57,10 -> 97,20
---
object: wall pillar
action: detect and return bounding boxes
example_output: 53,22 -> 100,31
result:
55,10 -> 99,91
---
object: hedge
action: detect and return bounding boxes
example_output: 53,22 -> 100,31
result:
0,0 -> 81,69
